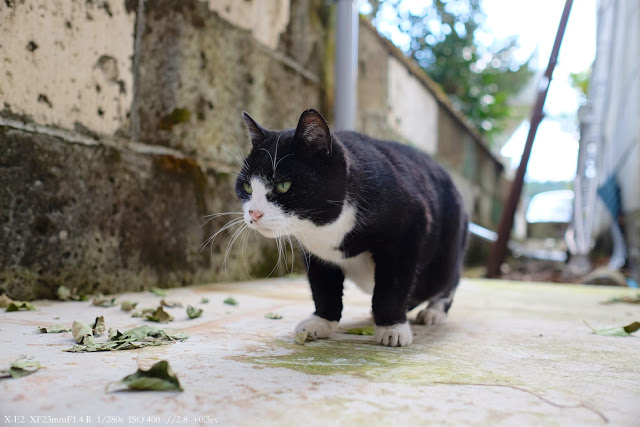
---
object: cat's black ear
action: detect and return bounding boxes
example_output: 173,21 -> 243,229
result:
294,109 -> 332,154
242,111 -> 269,148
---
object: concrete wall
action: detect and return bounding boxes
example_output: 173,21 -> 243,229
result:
0,0 -> 331,300
0,1 -> 505,299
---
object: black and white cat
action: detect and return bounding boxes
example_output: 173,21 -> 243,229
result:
236,109 -> 468,347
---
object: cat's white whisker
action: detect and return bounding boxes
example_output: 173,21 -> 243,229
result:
201,212 -> 243,228
240,227 -> 254,279
199,217 -> 245,256
259,147 -> 275,175
271,135 -> 281,177
222,222 -> 249,273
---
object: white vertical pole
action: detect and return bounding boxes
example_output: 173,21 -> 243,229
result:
334,0 -> 359,131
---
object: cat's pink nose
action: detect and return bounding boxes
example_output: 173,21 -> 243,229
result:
249,209 -> 264,222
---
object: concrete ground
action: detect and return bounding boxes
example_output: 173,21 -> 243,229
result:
1,278 -> 639,426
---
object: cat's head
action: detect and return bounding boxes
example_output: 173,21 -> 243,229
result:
236,109 -> 347,238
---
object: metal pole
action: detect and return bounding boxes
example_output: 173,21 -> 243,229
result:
486,0 -> 573,278
334,0 -> 358,130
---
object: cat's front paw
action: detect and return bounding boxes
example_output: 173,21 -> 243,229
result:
295,314 -> 339,339
375,322 -> 413,347
416,307 -> 447,325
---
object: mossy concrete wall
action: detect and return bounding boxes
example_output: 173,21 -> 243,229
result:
0,0 -> 330,300
1,1 -> 505,299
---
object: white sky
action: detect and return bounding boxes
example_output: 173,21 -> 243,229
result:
364,0 -> 597,182
486,0 -> 596,182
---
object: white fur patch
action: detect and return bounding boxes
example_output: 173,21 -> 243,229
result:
288,203 -> 357,263
341,252 -> 375,294
243,181 -> 377,294
243,178 -> 289,238
416,306 -> 448,325
295,314 -> 338,339
375,322 -> 413,347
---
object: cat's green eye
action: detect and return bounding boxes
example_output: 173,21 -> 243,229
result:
276,181 -> 292,194
243,183 -> 253,194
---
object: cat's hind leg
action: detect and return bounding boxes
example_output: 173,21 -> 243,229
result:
415,212 -> 467,326
416,293 -> 453,325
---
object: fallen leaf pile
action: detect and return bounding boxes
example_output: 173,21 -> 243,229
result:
66,321 -> 188,352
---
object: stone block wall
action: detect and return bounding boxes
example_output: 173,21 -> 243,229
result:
1,0 -> 330,300
1,1 -> 505,299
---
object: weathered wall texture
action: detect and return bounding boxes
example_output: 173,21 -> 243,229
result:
1,0 -> 505,299
0,0 -> 134,135
1,0 -> 330,300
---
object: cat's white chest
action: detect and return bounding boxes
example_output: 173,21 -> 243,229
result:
290,203 -> 376,294
340,252 -> 375,294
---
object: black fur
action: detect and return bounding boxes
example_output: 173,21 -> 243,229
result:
237,109 -> 468,328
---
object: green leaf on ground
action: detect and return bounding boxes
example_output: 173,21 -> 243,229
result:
0,294 -> 14,308
160,299 -> 183,308
264,312 -> 283,320
600,294 -> 640,305
38,324 -> 71,333
65,325 -> 189,353
120,301 -> 138,312
186,305 -> 203,319
115,361 -> 183,392
223,297 -> 238,306
145,307 -> 174,323
584,320 -> 640,337
200,297 -> 209,304
72,320 -> 95,345
6,302 -> 36,312
0,359 -> 42,380
92,295 -> 116,307
57,286 -> 87,301
131,307 -> 155,318
91,316 -> 106,336
343,326 -> 375,335
151,287 -> 167,297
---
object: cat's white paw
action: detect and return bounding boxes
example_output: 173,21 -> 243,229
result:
375,322 -> 413,347
416,307 -> 447,325
295,314 -> 338,339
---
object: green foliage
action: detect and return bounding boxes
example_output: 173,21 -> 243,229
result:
363,0 -> 533,146
569,68 -> 591,104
